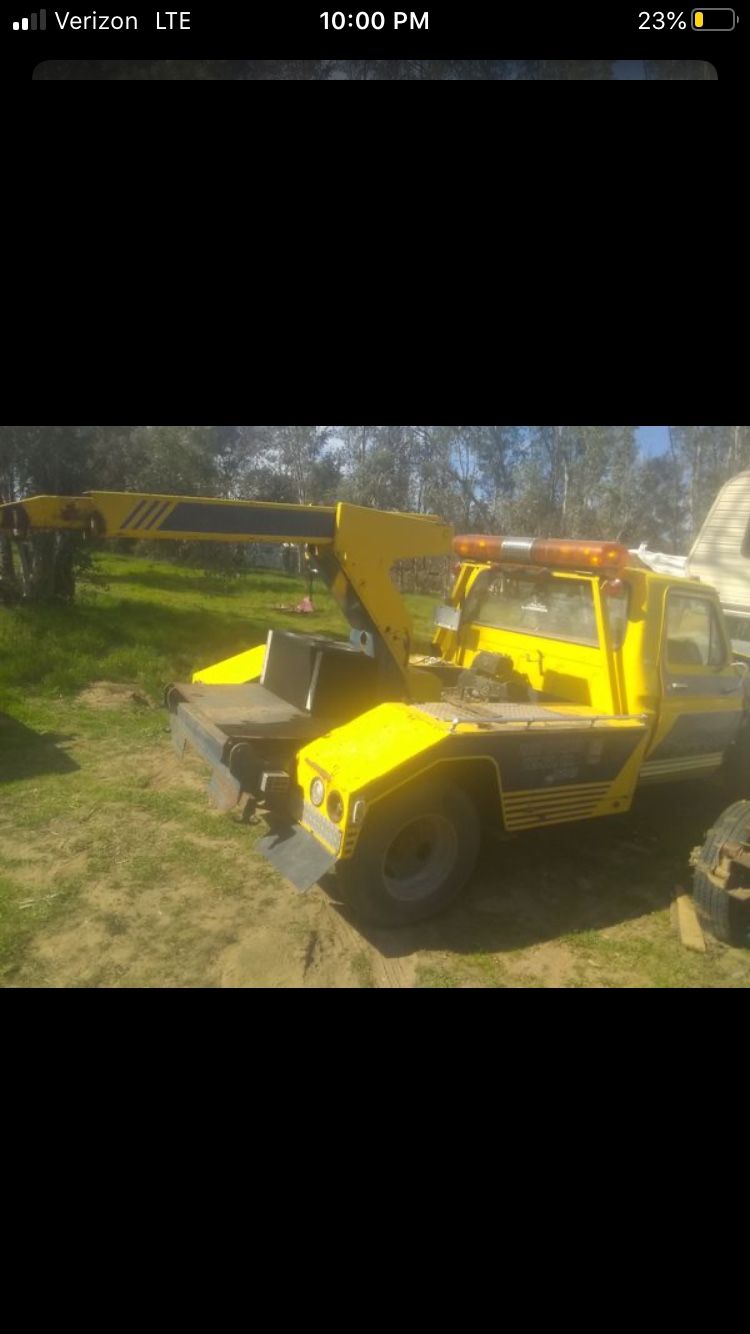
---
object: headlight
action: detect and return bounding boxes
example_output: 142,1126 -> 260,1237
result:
327,791 -> 344,824
310,778 -> 325,807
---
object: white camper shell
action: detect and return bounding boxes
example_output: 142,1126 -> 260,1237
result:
689,470 -> 750,655
689,470 -> 750,613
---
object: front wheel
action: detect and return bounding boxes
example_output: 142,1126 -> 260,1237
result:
337,780 -> 480,928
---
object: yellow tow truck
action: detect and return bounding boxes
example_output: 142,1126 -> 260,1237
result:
3,491 -> 750,937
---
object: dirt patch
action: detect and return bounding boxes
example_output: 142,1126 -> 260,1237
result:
325,907 -> 418,987
504,942 -> 578,988
27,865 -> 366,989
76,681 -> 156,710
216,891 -> 416,988
130,748 -> 207,794
219,924 -> 323,988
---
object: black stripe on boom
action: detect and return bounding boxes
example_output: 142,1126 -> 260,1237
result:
121,497 -> 149,529
142,500 -> 172,531
134,500 -> 161,529
160,502 -> 336,540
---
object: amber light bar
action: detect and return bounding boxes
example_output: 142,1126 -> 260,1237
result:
453,535 -> 631,574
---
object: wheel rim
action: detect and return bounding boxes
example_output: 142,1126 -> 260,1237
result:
381,814 -> 458,903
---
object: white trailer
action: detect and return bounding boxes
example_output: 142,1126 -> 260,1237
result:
687,471 -> 750,655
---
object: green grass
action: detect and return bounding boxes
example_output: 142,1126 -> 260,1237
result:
0,692 -> 284,984
414,964 -> 464,988
560,922 -> 736,989
0,553 -> 440,705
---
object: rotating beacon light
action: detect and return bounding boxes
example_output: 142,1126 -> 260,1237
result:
452,535 -> 631,574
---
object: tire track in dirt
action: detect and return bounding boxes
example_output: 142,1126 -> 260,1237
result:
320,899 -> 415,988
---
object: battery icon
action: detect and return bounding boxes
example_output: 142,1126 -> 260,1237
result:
692,8 -> 736,28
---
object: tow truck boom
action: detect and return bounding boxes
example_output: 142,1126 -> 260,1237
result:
0,490 -> 453,689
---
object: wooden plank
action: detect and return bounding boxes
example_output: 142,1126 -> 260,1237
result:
673,886 -> 706,953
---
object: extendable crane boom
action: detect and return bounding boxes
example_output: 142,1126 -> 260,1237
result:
0,491 -> 453,688
0,491 -> 338,543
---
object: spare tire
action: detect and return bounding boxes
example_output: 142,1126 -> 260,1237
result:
692,800 -> 750,947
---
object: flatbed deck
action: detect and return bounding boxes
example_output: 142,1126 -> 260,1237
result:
167,681 -> 328,740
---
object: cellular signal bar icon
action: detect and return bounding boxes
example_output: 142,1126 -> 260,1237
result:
12,9 -> 46,29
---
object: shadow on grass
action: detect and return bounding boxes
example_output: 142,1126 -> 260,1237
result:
0,712 -> 79,781
321,781 -> 729,959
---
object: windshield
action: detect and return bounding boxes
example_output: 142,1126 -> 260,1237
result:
467,571 -> 599,647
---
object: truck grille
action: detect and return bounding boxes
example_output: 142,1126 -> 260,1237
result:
302,801 -> 343,854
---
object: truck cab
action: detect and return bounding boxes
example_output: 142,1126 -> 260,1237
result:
433,541 -> 746,786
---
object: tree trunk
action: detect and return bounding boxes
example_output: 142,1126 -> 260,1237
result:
15,540 -> 33,595
691,441 -> 702,535
1,535 -> 15,584
14,532 -> 78,602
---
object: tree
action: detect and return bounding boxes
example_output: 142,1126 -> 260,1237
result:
497,427 -> 640,538
4,424 -> 747,601
669,426 -> 750,540
261,426 -> 334,505
0,426 -> 105,600
626,454 -> 686,549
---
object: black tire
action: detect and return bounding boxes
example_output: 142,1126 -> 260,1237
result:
337,779 -> 480,927
692,800 -> 750,947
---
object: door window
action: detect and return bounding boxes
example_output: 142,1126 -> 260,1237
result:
665,594 -> 726,669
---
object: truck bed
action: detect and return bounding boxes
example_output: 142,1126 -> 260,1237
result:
167,681 -> 328,740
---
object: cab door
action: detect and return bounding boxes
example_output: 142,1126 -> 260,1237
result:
641,589 -> 744,782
